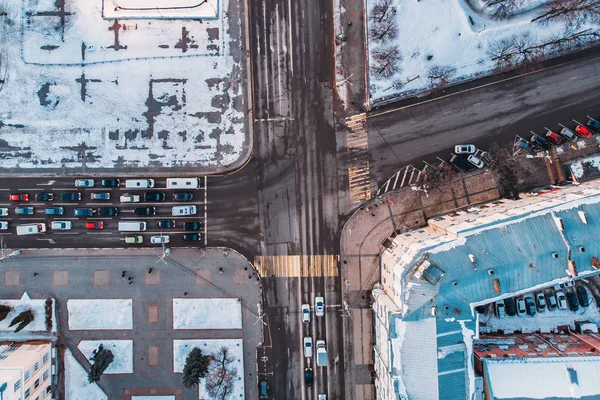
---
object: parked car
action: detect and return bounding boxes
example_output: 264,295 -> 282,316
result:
555,280 -> 575,290
120,194 -> 140,203
545,130 -> 563,145
559,128 -> 577,142
75,179 -> 94,188
566,291 -> 579,311
35,192 -> 54,201
516,139 -> 531,151
183,233 -> 200,241
9,193 -> 28,202
575,124 -> 593,138
101,178 -> 120,187
0,221 -> 8,230
134,207 -> 156,216
144,192 -> 166,202
259,380 -> 269,399
61,192 -> 82,201
454,144 -> 476,154
315,296 -> 325,317
495,300 -> 505,318
577,286 -> 590,307
303,336 -> 313,357
125,235 -> 143,244
184,221 -> 203,231
466,155 -> 485,168
85,221 -> 104,229
15,207 -> 34,215
0,208 -> 8,217
97,207 -> 119,217
530,134 -> 551,149
302,304 -> 311,323
587,118 -> 600,133
150,235 -> 170,244
45,207 -> 64,215
547,293 -> 557,311
304,367 -> 313,387
524,296 -> 536,316
74,208 -> 94,217
51,221 -> 71,230
504,298 -> 516,316
157,220 -> 176,229
556,291 -> 568,310
173,192 -> 194,201
535,292 -> 546,312
91,192 -> 110,200
318,395 -> 327,400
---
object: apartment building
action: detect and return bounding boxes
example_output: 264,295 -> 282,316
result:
0,342 -> 52,400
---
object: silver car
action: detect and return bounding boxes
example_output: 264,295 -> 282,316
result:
51,221 -> 72,230
302,304 -> 310,323
467,155 -> 485,168
75,179 -> 95,188
454,144 -> 476,154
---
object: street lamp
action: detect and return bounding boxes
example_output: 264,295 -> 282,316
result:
0,382 -> 7,400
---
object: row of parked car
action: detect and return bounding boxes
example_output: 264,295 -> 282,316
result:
516,116 -> 600,153
0,205 -> 197,218
7,191 -> 194,203
493,285 -> 591,318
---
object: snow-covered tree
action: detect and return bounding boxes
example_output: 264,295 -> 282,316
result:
88,344 -> 114,383
182,347 -> 212,389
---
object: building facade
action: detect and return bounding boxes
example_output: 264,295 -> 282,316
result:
0,342 -> 52,400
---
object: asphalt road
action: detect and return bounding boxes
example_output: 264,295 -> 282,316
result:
368,54 -> 600,186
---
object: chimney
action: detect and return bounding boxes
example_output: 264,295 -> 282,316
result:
568,260 -> 577,277
579,211 -> 588,224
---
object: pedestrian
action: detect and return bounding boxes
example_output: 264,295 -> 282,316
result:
371,213 -> 375,217
33,272 -> 39,276
219,267 -> 223,274
128,276 -> 133,281
128,281 -> 133,285
248,275 -> 252,279
148,268 -> 153,274
184,292 -> 188,296
344,260 -> 347,265
244,266 -> 248,270
122,271 -> 126,278
347,22 -> 352,26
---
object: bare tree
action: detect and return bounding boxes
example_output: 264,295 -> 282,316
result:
532,0 -> 600,28
426,65 -> 456,87
484,0 -> 525,19
371,45 -> 402,78
370,0 -> 396,23
205,347 -> 238,400
369,0 -> 398,42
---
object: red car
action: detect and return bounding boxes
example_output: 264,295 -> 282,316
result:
9,193 -> 28,202
575,124 -> 593,138
85,221 -> 104,230
545,131 -> 563,145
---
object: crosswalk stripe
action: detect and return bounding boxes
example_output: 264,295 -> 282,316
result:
253,255 -> 339,277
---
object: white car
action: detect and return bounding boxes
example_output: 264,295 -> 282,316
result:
556,291 -> 568,310
315,297 -> 324,317
318,395 -> 327,400
302,304 -> 310,323
150,235 -> 170,244
120,194 -> 140,203
0,208 -> 8,216
75,179 -> 95,188
467,155 -> 485,168
0,221 -> 8,230
303,336 -> 313,358
454,144 -> 476,154
51,221 -> 72,230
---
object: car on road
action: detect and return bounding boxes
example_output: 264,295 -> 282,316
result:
74,208 -> 94,217
304,368 -> 313,387
51,221 -> 72,230
0,208 -> 8,217
61,192 -> 82,202
535,292 -> 546,312
125,235 -> 143,244
101,178 -> 120,187
259,380 -> 269,399
144,192 -> 166,202
575,124 -> 593,138
530,134 -> 551,149
587,118 -> 600,133
545,130 -> 563,145
157,220 -> 176,229
303,336 -> 313,357
302,304 -> 311,323
556,291 -> 568,310
566,290 -> 579,311
75,179 -> 94,188
15,207 -> 34,215
318,395 -> 327,400
504,298 -> 516,316
45,207 -> 64,216
9,193 -> 28,202
150,235 -> 170,244
85,221 -> 104,229
184,221 -> 203,231
559,128 -> 577,142
467,154 -> 484,169
0,221 -> 8,230
120,194 -> 140,203
495,300 -> 505,318
91,192 -> 110,201
516,298 -> 526,316
183,233 -> 201,241
35,192 -> 54,201
134,207 -> 156,216
315,296 -> 324,317
454,144 -> 476,154
577,286 -> 590,307
525,296 -> 536,316
547,293 -> 557,311
97,207 -> 119,217
173,192 -> 194,201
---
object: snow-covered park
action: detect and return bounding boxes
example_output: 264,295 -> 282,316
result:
67,299 -> 132,330
77,340 -> 134,374
367,0 -> 600,103
0,0 -> 247,171
0,292 -> 56,334
173,298 -> 242,329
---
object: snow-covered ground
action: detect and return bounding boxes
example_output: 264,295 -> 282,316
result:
0,0 -> 246,170
173,298 -> 242,329
104,0 -> 219,19
367,0 -> 600,104
173,339 -> 244,399
131,397 -> 175,400
64,348 -> 108,400
77,340 -> 133,374
67,299 -> 132,330
0,292 -> 56,333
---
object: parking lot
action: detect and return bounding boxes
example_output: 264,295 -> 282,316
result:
0,177 -> 207,248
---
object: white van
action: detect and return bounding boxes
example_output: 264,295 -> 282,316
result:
166,178 -> 201,189
120,194 -> 141,203
118,221 -> 147,231
125,179 -> 154,189
172,205 -> 197,216
16,223 -> 47,235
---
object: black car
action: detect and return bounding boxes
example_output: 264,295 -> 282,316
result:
173,192 -> 194,201
503,297 -> 516,316
61,192 -> 82,201
134,207 -> 156,216
183,233 -> 200,241
524,296 -> 536,316
566,291 -> 579,311
184,221 -> 203,231
101,178 -> 120,187
144,192 -> 166,202
35,192 -> 54,201
97,207 -> 119,217
587,118 -> 600,133
577,286 -> 590,307
157,220 -> 176,229
531,134 -> 551,150
304,368 -> 313,387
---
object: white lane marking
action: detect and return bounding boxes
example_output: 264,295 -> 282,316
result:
287,0 -> 294,77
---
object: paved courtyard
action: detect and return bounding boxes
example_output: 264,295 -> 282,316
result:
0,247 -> 261,399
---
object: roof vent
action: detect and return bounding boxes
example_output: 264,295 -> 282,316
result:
553,253 -> 559,259
488,269 -> 494,275
580,247 -> 586,253
579,211 -> 588,224
469,254 -> 476,263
